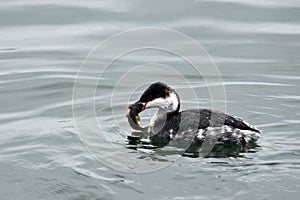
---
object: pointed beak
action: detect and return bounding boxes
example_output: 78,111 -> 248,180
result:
124,105 -> 132,110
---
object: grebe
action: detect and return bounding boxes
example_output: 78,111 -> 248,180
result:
126,82 -> 261,148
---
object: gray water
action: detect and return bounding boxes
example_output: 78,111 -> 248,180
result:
1,0 -> 300,199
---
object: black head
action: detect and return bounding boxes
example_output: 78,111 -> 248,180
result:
138,82 -> 172,103
126,82 -> 180,130
135,82 -> 180,114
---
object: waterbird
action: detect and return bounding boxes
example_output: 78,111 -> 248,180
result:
126,82 -> 261,149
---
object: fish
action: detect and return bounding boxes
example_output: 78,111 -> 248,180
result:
126,102 -> 144,130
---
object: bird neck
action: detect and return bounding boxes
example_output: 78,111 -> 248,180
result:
166,90 -> 180,114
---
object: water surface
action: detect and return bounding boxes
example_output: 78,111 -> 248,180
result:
0,0 -> 300,199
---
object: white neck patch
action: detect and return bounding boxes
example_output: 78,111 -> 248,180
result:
145,91 -> 179,113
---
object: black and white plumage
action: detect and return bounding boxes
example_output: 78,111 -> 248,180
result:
127,82 -> 261,147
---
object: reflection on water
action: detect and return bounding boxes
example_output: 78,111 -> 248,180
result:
0,0 -> 300,199
127,131 -> 259,158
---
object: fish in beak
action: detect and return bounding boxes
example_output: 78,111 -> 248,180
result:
126,102 -> 144,130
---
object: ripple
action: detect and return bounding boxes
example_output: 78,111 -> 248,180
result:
201,0 -> 300,9
1,0 -> 300,199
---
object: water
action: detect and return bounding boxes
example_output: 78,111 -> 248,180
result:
1,0 -> 300,199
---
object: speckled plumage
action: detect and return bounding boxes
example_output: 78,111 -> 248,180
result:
151,108 -> 261,145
